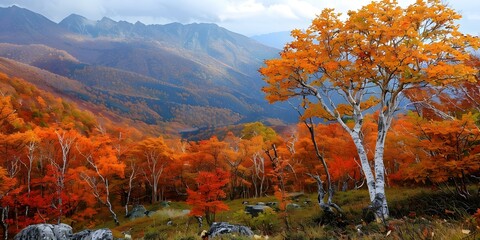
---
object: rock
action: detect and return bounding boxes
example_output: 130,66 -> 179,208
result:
266,202 -> 278,207
89,229 -> 113,240
207,222 -> 254,238
287,203 -> 301,209
15,224 -> 112,240
245,205 -> 272,217
14,223 -> 72,240
126,205 -> 147,220
160,201 -> 170,207
287,192 -> 305,199
242,201 -> 249,205
144,210 -> 156,217
71,229 -> 113,240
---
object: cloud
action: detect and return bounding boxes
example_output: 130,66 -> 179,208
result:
0,0 -> 478,36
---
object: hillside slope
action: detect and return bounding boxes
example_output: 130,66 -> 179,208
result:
0,6 -> 295,131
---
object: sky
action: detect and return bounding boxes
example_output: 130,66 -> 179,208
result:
0,0 -> 479,36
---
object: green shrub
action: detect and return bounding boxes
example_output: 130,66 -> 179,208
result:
251,208 -> 282,235
232,208 -> 281,235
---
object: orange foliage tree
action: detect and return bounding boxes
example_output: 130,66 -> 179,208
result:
77,133 -> 125,225
260,0 -> 479,220
392,113 -> 480,198
134,137 -> 173,203
186,168 -> 230,225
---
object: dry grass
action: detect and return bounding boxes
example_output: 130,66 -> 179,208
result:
90,187 -> 479,239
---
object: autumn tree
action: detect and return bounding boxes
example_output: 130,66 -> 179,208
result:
134,137 -> 172,203
393,113 -> 480,198
186,168 -> 230,225
260,0 -> 479,220
77,133 -> 125,225
0,167 -> 17,240
242,122 -> 277,198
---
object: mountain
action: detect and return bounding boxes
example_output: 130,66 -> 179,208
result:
0,6 -> 295,133
251,31 -> 293,50
0,6 -> 72,46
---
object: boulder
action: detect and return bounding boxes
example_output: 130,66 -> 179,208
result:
14,224 -> 112,240
14,223 -> 72,240
71,229 -> 113,240
266,202 -> 278,207
144,210 -> 156,217
160,201 -> 170,207
207,222 -> 254,238
126,205 -> 147,220
245,205 -> 272,217
287,203 -> 301,209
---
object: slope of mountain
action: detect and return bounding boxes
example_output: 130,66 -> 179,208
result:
251,31 -> 293,50
0,69 -> 98,133
0,6 -> 296,132
0,44 -> 281,127
0,57 -> 174,136
0,6 -> 72,46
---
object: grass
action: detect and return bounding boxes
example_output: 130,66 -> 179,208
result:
89,187 -> 480,239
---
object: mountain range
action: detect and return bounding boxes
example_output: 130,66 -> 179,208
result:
0,5 -> 296,135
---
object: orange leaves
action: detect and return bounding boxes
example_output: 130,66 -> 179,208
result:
186,168 -> 230,223
0,167 -> 16,196
261,0 -> 479,114
391,113 -> 480,186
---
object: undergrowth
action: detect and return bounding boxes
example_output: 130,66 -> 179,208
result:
96,187 -> 480,239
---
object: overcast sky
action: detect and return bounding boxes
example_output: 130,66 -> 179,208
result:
0,0 -> 479,36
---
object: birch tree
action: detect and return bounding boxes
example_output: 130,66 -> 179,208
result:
77,134 -> 125,225
135,137 -> 172,203
260,0 -> 479,221
52,130 -> 76,224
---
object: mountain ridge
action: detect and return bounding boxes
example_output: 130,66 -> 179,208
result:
0,6 -> 296,134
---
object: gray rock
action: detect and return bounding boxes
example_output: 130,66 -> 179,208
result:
14,223 -> 72,240
71,229 -> 113,240
266,202 -> 278,207
144,210 -> 156,217
126,205 -> 147,220
245,205 -> 271,217
15,224 -> 112,240
207,222 -> 254,238
90,229 -> 113,240
160,201 -> 170,207
287,203 -> 301,209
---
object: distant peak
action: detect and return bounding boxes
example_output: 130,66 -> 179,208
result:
61,13 -> 88,22
59,13 -> 95,29
66,13 -> 86,19
99,17 -> 116,23
4,5 -> 27,11
135,21 -> 145,26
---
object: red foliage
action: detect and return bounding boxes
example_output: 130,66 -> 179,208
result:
186,168 -> 230,224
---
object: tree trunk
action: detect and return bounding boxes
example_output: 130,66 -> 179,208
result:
1,207 -> 8,240
349,131 -> 376,202
105,179 -> 120,226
